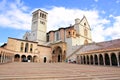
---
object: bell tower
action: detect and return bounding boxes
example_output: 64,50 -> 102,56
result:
31,9 -> 48,44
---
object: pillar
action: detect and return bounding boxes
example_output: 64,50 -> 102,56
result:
85,55 -> 87,64
109,54 -> 112,66
103,54 -> 105,66
116,53 -> 119,67
93,55 -> 95,65
98,54 -> 100,66
0,54 -> 2,63
88,55 -> 91,65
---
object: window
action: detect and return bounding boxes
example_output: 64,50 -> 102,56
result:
84,40 -> 88,45
40,13 -> 42,17
42,14 -> 44,18
40,21 -> 45,25
30,44 -> 33,53
84,29 -> 88,36
20,42 -> 24,52
73,32 -> 74,35
33,13 -> 38,19
47,34 -> 49,42
25,37 -> 28,40
25,43 -> 29,53
84,23 -> 86,26
56,31 -> 59,41
69,31 -> 70,35
44,15 -> 46,19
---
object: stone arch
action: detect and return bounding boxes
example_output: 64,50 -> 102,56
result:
84,40 -> 88,45
21,55 -> 27,62
90,55 -> 93,65
111,53 -> 118,66
105,53 -> 110,65
52,46 -> 62,62
25,43 -> 29,53
27,55 -> 32,62
94,54 -> 98,65
99,54 -> 104,65
14,54 -> 20,62
33,55 -> 38,62
44,57 -> 47,63
87,55 -> 89,64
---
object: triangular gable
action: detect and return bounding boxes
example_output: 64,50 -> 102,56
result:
80,15 -> 91,30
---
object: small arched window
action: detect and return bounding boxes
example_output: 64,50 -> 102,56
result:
42,14 -> 44,18
69,31 -> 70,35
30,44 -> 33,53
73,32 -> 74,35
20,42 -> 24,52
84,23 -> 86,26
84,29 -> 88,36
25,43 -> 29,53
40,13 -> 42,17
84,40 -> 88,45
44,15 -> 46,19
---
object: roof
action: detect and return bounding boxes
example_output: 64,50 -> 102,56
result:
0,43 -> 7,47
32,9 -> 48,14
47,25 -> 74,33
8,37 -> 38,43
77,39 -> 120,54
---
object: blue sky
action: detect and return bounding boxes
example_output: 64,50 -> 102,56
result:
0,0 -> 120,45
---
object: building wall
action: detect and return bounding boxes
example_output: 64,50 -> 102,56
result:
49,31 -> 55,42
60,29 -> 65,42
6,38 -> 38,53
37,46 -> 52,63
5,37 -> 52,63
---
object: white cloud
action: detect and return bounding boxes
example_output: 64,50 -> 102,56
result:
0,0 -> 31,30
94,0 -> 98,2
105,16 -> 120,39
0,0 -> 120,42
0,42 -> 4,46
116,0 -> 120,3
43,7 -> 110,42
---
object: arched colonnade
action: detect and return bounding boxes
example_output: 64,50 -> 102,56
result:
14,54 -> 38,62
0,48 -> 14,64
77,52 -> 120,67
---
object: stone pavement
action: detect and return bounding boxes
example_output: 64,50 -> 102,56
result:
0,62 -> 120,80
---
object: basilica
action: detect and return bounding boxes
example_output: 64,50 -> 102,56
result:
0,9 -> 120,67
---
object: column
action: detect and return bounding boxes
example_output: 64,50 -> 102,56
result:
3,54 -> 5,63
79,56 -> 81,64
103,54 -> 105,66
85,55 -> 87,64
93,55 -> 95,65
109,54 -> 112,66
98,54 -> 100,66
89,55 -> 91,65
116,53 -> 119,67
0,54 -> 2,63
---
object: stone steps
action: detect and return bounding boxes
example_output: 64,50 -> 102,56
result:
0,62 -> 120,80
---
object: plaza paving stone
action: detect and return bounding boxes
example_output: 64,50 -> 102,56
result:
0,62 -> 120,80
